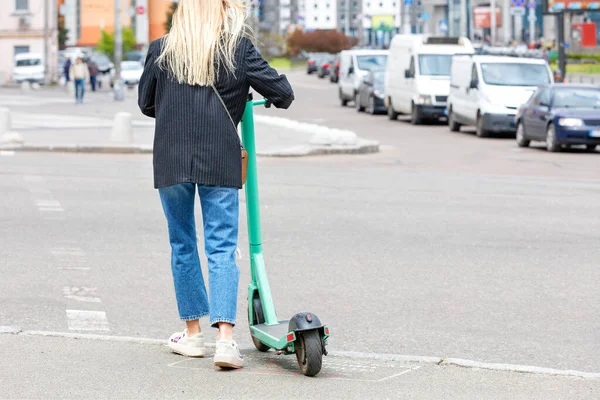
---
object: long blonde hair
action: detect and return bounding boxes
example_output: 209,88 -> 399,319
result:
157,0 -> 251,86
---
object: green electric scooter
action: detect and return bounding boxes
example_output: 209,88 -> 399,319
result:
240,94 -> 330,377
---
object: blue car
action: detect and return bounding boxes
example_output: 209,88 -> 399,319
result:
515,84 -> 600,152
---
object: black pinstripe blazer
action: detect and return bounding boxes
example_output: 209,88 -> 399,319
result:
138,37 -> 294,189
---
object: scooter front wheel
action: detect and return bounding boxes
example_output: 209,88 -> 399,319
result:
295,330 -> 323,377
249,296 -> 270,352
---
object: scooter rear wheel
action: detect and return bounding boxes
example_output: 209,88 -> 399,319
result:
249,296 -> 270,352
295,330 -> 323,377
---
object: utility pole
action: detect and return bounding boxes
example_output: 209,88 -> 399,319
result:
403,0 -> 412,34
114,0 -> 124,101
345,0 -> 351,36
503,0 -> 511,45
490,0 -> 497,45
460,0 -> 467,37
43,0 -> 49,84
528,0 -> 536,46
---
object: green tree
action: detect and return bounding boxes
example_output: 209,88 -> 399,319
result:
58,19 -> 69,50
96,28 -> 137,60
165,1 -> 178,32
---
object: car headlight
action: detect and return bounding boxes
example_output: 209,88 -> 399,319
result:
417,95 -> 432,105
558,118 -> 583,127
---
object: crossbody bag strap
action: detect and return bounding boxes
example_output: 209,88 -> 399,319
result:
210,84 -> 244,149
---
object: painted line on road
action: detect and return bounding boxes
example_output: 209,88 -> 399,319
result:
65,310 -> 110,332
1,329 -> 598,379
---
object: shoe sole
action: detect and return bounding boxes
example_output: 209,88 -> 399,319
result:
214,354 -> 243,369
168,342 -> 205,358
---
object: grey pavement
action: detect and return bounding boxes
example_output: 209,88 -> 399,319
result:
1,70 -> 599,397
1,333 -> 598,399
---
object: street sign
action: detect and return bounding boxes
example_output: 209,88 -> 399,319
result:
438,20 -> 449,33
528,0 -> 537,8
404,0 -> 413,6
136,5 -> 145,15
510,6 -> 526,15
512,0 -> 526,7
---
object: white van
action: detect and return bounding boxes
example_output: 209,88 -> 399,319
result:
12,53 -> 45,84
447,55 -> 553,137
338,49 -> 388,107
385,35 -> 474,124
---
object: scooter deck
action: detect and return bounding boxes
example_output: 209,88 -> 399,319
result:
250,320 -> 291,350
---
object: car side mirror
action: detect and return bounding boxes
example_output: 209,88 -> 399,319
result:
362,76 -> 370,84
404,69 -> 412,79
348,66 -> 354,75
469,79 -> 479,89
540,102 -> 550,109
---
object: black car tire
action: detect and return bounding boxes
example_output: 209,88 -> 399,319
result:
516,123 -> 530,148
476,114 -> 490,138
387,99 -> 399,120
340,89 -> 348,107
356,94 -> 365,112
410,103 -> 423,125
546,124 -> 561,152
368,96 -> 376,115
585,145 -> 597,152
448,109 -> 461,132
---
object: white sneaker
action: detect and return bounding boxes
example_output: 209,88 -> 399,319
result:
213,340 -> 244,369
168,329 -> 205,357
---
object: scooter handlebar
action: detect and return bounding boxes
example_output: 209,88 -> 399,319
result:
252,99 -> 271,108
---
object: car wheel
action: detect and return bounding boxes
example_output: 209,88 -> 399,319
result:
410,103 -> 422,125
368,96 -> 376,115
387,99 -> 399,120
546,124 -> 561,152
516,122 -> 530,148
339,89 -> 348,107
356,94 -> 365,112
585,145 -> 597,152
448,109 -> 461,132
476,114 -> 490,138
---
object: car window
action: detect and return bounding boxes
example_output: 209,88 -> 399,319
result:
553,88 -> 600,108
356,55 -> 387,71
538,89 -> 551,106
480,63 -> 551,86
418,54 -> 453,76
16,59 -> 41,67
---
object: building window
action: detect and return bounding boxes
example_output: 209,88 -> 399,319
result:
14,46 -> 30,57
15,0 -> 28,11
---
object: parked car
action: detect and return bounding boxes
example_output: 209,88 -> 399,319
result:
317,58 -> 335,78
12,53 -> 45,84
355,69 -> 386,115
447,55 -> 553,137
338,49 -> 388,106
306,53 -> 328,75
515,84 -> 600,152
90,53 -> 114,75
384,35 -> 474,125
120,61 -> 144,86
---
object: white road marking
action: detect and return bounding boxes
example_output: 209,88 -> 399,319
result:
65,310 -> 110,331
38,207 -> 65,212
62,287 -> 102,303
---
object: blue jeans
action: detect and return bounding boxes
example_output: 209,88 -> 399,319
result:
158,183 -> 240,327
74,79 -> 85,103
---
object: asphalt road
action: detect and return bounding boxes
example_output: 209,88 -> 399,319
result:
1,70 -> 599,384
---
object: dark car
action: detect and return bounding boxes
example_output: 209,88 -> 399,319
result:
516,84 -> 600,152
306,53 -> 328,75
90,53 -> 114,74
355,69 -> 386,115
317,58 -> 334,79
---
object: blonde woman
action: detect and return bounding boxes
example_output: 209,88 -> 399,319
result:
138,0 -> 294,369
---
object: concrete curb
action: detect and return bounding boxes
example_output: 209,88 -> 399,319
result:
1,141 -> 380,157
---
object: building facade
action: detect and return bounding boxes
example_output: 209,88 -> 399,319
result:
0,0 -> 59,84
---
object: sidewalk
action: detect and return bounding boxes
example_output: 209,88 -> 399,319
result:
1,331 -> 597,399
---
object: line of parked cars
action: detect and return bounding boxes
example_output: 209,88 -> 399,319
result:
306,36 -> 600,153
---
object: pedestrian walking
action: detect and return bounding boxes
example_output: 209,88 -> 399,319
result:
137,0 -> 294,370
88,60 -> 99,91
70,57 -> 90,104
63,58 -> 72,82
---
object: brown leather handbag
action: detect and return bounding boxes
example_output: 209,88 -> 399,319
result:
211,84 -> 248,185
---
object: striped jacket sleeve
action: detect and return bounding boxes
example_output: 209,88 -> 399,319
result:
244,39 -> 295,109
138,41 -> 159,118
